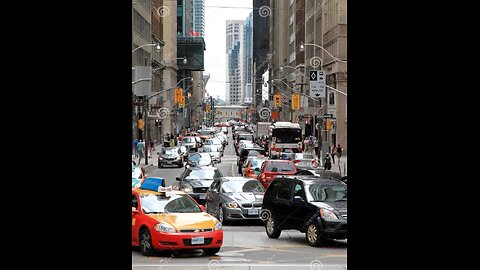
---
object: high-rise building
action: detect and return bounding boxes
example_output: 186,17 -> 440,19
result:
253,0 -> 270,121
226,20 -> 246,105
244,12 -> 253,104
193,0 -> 205,37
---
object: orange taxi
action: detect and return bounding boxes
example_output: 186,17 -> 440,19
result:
132,187 -> 223,256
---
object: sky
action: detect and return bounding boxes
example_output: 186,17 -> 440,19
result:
204,0 -> 253,101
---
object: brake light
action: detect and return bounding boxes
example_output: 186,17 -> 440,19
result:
294,160 -> 300,163
261,173 -> 266,182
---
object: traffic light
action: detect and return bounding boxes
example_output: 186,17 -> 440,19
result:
325,119 -> 332,131
291,93 -> 300,110
178,96 -> 185,108
274,94 -> 281,107
174,87 -> 183,104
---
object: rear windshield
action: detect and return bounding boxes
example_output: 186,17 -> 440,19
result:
265,161 -> 295,172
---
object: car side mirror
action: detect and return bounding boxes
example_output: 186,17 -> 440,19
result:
175,177 -> 181,181
132,207 -> 138,213
200,205 -> 206,212
293,196 -> 304,202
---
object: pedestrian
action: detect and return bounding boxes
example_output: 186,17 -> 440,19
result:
336,143 -> 343,161
324,153 -> 332,170
312,136 -> 318,155
149,139 -> 155,158
330,144 -> 336,164
133,138 -> 139,157
137,139 -> 145,165
303,137 -> 310,153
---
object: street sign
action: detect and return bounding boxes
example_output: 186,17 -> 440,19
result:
323,113 -> 333,118
309,70 -> 326,98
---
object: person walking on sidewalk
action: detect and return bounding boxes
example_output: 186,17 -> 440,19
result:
137,139 -> 145,165
336,143 -> 343,162
149,139 -> 155,158
324,153 -> 332,170
330,144 -> 336,164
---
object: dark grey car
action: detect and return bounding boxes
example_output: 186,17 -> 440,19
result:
205,177 -> 265,224
174,166 -> 223,205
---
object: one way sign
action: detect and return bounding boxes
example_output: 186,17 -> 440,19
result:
309,70 -> 326,98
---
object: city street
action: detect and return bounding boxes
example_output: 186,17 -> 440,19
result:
132,129 -> 347,269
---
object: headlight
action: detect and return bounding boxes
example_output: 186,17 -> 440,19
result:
183,187 -> 192,193
158,157 -> 164,161
214,220 -> 222,231
154,222 -> 176,233
226,201 -> 238,208
320,209 -> 338,221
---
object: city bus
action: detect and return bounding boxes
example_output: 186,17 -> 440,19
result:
268,122 -> 302,157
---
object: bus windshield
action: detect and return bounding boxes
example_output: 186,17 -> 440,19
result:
272,128 -> 301,143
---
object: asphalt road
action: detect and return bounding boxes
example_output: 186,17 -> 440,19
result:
134,127 -> 347,269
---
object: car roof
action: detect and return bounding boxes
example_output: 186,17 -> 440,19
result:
221,176 -> 253,181
132,187 -> 187,196
189,166 -> 219,171
273,175 -> 344,184
266,159 -> 294,163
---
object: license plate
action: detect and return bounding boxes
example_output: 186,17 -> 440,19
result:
199,194 -> 206,199
166,161 -> 172,164
248,209 -> 259,215
191,236 -> 204,245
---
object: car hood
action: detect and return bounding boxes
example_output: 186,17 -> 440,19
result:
188,179 -> 215,188
310,201 -> 347,213
160,154 -> 180,158
146,212 -> 218,230
225,192 -> 264,204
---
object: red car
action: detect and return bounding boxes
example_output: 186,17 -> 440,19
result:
257,160 -> 297,189
132,188 -> 223,256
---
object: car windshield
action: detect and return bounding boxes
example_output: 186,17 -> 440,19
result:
296,154 -> 314,160
183,137 -> 195,143
250,158 -> 267,169
188,153 -> 212,165
265,161 -> 295,172
221,180 -> 265,193
203,146 -> 219,152
185,169 -> 222,180
140,194 -> 202,214
305,184 -> 347,202
162,149 -> 178,155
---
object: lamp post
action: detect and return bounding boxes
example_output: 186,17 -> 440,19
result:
132,76 -> 193,165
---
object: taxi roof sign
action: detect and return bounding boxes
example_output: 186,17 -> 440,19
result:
158,186 -> 174,197
140,177 -> 165,192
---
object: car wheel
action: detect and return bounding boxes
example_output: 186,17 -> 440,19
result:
265,213 -> 282,239
178,162 -> 183,168
306,222 -> 326,247
203,247 -> 221,256
139,228 -> 155,256
217,206 -> 225,224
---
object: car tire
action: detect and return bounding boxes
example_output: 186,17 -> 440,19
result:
217,206 -> 226,224
178,162 -> 183,168
265,213 -> 282,239
139,228 -> 155,256
203,247 -> 221,256
306,222 -> 326,247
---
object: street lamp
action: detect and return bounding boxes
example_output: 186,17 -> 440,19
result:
132,43 -> 162,53
299,41 -> 347,63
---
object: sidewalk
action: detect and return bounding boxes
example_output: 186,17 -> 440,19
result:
310,152 -> 347,176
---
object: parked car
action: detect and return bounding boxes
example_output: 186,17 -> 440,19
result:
174,166 -> 224,204
132,187 -> 222,256
157,147 -> 184,168
261,176 -> 347,246
205,177 -> 265,224
257,160 -> 297,189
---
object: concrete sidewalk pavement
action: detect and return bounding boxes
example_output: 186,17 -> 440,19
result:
132,143 -> 164,169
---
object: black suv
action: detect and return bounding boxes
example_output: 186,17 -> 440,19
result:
261,176 -> 347,246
